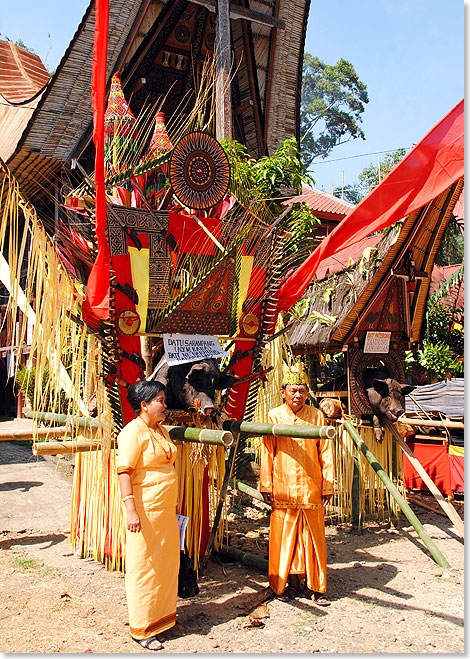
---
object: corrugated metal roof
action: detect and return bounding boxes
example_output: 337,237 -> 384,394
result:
284,184 -> 355,219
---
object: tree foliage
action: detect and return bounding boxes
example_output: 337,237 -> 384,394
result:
357,148 -> 407,196
435,215 -> 464,266
300,54 -> 369,167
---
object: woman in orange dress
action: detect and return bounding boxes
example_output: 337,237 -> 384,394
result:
117,380 -> 179,651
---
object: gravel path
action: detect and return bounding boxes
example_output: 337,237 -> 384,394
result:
0,435 -> 464,654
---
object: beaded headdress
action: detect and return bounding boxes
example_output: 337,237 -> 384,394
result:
282,359 -> 309,386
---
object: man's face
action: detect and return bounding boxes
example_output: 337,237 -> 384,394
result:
281,384 -> 308,412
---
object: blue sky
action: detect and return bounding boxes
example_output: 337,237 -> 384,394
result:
1,0 -> 464,193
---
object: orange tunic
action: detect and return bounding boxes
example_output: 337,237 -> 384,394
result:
259,403 -> 334,594
117,418 -> 179,640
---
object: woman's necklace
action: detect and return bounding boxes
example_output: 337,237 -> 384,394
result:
138,417 -> 173,461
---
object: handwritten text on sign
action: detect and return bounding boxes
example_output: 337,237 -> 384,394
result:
364,331 -> 391,354
163,334 -> 229,366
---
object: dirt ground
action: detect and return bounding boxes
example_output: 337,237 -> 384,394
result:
0,420 -> 464,655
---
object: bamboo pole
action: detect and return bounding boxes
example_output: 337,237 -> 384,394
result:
343,420 -> 450,568
165,426 -> 234,446
33,439 -> 113,455
0,427 -> 70,441
222,420 -> 336,439
25,411 -> 101,428
230,478 -> 264,502
385,420 -> 464,538
218,546 -> 268,573
401,418 -> 464,430
31,427 -> 234,455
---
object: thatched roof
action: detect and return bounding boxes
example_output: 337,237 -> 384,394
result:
3,0 -> 310,202
288,177 -> 464,353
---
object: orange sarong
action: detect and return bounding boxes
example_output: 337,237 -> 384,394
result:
117,419 -> 179,640
260,403 -> 334,595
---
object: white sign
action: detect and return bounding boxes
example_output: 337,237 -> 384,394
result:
177,514 -> 189,551
163,333 -> 229,366
364,331 -> 391,354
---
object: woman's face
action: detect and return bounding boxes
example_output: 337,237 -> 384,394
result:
141,390 -> 167,425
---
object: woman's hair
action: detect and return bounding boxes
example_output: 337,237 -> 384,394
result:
127,380 -> 165,414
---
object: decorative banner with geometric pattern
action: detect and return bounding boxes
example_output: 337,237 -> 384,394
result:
154,249 -> 238,335
169,131 -> 230,210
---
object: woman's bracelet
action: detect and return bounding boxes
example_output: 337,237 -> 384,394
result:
122,495 -> 135,503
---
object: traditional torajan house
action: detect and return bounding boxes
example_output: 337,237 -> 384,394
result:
0,0 -> 315,569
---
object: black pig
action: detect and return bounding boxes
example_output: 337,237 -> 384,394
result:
153,358 -> 239,416
364,368 -> 415,442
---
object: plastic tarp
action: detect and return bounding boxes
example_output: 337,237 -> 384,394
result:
405,378 -> 464,418
276,99 -> 464,311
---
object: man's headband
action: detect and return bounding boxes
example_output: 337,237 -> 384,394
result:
283,370 -> 308,386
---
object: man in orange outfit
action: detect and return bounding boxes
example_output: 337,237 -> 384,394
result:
260,368 -> 334,604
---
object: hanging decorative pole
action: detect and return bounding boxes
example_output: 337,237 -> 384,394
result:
215,0 -> 233,140
343,420 -> 450,569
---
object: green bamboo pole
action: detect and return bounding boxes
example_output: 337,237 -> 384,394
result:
24,411 -> 234,446
25,410 -> 101,429
218,546 -> 268,573
165,426 -> 234,446
230,478 -> 264,502
222,420 -> 335,439
343,420 -> 450,568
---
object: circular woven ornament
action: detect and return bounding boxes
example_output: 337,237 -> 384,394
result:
117,309 -> 141,336
169,131 -> 230,210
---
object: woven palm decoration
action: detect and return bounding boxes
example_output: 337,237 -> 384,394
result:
169,131 -> 230,210
104,72 -> 137,178
140,111 -> 174,205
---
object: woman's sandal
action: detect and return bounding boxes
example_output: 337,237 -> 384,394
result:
133,635 -> 164,651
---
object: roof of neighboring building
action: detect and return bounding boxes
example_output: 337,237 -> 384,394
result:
0,41 -> 50,103
283,184 -> 355,220
0,40 -> 50,162
430,264 -> 464,309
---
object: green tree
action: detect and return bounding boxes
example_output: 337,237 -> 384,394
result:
332,183 -> 363,205
435,215 -> 464,266
300,54 -> 369,167
357,148 -> 406,197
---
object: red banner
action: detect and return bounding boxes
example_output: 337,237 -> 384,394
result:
277,99 -> 464,311
86,0 -> 110,320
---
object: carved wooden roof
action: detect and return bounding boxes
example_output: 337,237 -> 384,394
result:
3,0 -> 310,202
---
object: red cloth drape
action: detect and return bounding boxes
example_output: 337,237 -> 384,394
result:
276,99 -> 464,311
168,212 -> 222,255
402,442 -> 451,496
449,454 -> 464,492
86,0 -> 110,320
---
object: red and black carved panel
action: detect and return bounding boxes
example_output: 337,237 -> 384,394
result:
154,249 -> 237,335
169,132 -> 230,210
348,346 -> 406,415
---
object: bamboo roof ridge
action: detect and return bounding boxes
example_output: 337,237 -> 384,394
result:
288,176 -> 464,352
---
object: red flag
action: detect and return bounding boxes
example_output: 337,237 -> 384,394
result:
86,0 -> 110,320
277,99 -> 464,311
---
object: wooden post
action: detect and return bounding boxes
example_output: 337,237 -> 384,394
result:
215,0 -> 232,140
385,420 -> 464,538
351,441 -> 361,533
344,420 -> 450,568
202,430 -> 240,564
